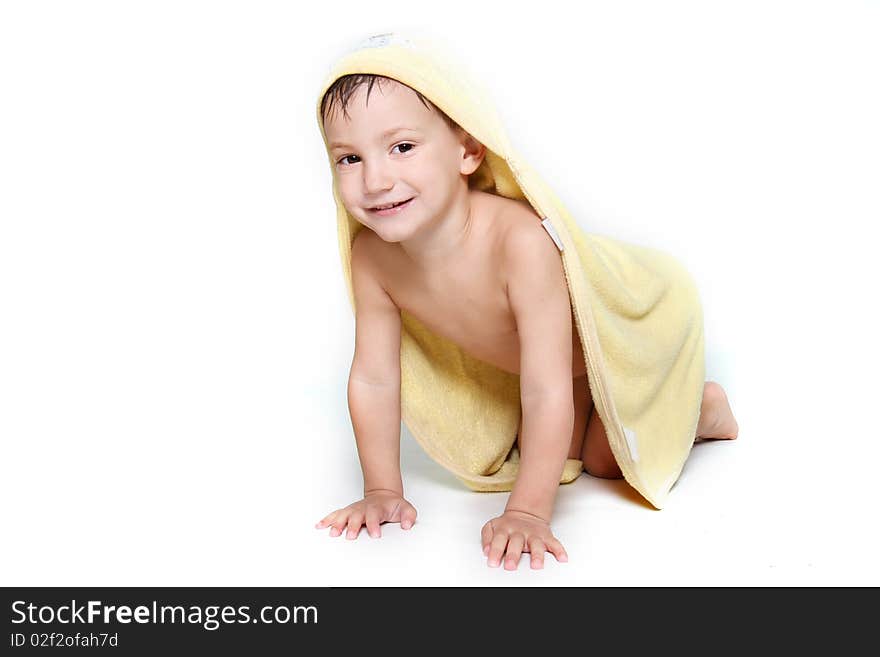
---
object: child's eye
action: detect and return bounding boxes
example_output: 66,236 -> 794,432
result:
336,143 -> 414,167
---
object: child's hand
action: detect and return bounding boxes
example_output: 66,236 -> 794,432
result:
315,489 -> 417,539
481,509 -> 569,570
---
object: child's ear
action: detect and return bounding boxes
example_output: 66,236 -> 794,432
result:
459,130 -> 486,176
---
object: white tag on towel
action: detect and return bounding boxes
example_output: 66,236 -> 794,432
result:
351,32 -> 415,52
541,217 -> 564,252
622,426 -> 640,462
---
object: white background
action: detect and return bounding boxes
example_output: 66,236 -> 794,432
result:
1,0 -> 878,586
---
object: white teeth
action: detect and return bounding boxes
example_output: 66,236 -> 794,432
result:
373,199 -> 407,210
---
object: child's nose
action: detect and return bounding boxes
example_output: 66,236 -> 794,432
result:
362,160 -> 394,194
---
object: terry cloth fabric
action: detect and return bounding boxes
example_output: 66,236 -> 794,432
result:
315,31 -> 706,509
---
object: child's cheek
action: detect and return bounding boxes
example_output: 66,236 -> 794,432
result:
335,177 -> 357,207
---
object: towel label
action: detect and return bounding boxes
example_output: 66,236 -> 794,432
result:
351,32 -> 415,52
541,217 -> 564,252
622,426 -> 639,462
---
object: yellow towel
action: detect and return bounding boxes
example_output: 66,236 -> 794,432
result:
315,32 -> 706,510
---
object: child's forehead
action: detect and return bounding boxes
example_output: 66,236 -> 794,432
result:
345,81 -> 428,116
325,84 -> 437,136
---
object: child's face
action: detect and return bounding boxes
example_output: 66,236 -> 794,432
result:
323,79 -> 475,243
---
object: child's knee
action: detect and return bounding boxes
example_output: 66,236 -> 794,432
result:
581,409 -> 622,479
583,456 -> 622,479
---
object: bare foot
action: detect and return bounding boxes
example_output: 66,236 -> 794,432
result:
695,381 -> 739,441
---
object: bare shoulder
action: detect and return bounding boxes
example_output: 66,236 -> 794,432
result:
351,227 -> 394,282
350,228 -> 399,303
496,198 -> 563,284
351,226 -> 382,264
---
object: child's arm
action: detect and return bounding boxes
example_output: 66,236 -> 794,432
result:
505,225 -> 574,519
316,231 -> 417,539
481,224 -> 574,568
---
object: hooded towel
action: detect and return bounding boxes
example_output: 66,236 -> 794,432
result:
315,32 -> 706,509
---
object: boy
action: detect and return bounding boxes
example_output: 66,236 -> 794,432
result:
314,61 -> 738,570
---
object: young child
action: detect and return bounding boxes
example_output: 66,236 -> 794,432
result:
314,35 -> 738,570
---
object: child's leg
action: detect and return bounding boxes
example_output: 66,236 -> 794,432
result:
581,380 -> 739,479
516,380 -> 738,476
568,374 -> 591,459
695,381 -> 739,440
581,407 -> 622,479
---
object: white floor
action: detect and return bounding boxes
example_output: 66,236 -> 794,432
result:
2,369 -> 877,588
302,379 -> 879,586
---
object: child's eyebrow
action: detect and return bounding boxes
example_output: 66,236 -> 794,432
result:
329,126 -> 419,151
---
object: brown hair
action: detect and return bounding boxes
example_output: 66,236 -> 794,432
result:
320,74 -> 460,133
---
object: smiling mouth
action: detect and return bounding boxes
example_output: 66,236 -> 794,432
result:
369,197 -> 414,214
371,198 -> 412,210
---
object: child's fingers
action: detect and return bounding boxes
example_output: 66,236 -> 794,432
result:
345,512 -> 365,539
328,513 -> 349,537
546,536 -> 569,563
527,537 -> 546,569
480,522 -> 493,554
504,533 -> 525,570
400,505 -> 417,530
487,533 -> 509,568
315,510 -> 340,529
365,507 -> 381,538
